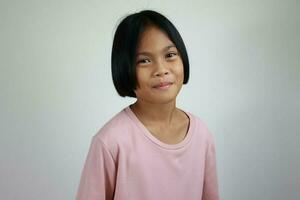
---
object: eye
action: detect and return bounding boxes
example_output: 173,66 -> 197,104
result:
137,58 -> 151,65
166,52 -> 177,59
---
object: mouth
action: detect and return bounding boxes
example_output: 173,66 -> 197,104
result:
153,82 -> 173,90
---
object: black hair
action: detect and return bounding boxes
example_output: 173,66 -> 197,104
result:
111,10 -> 189,97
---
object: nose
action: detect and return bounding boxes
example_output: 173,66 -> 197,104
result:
154,60 -> 169,77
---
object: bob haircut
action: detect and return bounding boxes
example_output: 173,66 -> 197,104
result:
111,10 -> 190,98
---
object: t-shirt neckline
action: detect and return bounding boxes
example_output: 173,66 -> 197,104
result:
124,105 -> 195,150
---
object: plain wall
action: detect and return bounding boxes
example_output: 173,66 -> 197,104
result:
0,0 -> 299,199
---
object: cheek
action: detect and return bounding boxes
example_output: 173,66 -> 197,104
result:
136,68 -> 152,85
174,63 -> 184,82
135,74 -> 150,97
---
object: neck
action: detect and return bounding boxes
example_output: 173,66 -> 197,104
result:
130,99 -> 178,125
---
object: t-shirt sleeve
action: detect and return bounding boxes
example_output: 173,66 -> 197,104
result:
202,133 -> 219,200
76,136 -> 116,200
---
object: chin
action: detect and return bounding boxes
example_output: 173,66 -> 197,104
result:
136,86 -> 182,104
150,92 -> 180,104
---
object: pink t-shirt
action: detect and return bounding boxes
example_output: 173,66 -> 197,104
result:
76,106 -> 219,200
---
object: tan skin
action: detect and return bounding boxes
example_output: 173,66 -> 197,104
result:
130,25 -> 189,145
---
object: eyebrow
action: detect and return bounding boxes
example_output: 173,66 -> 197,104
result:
136,44 -> 177,56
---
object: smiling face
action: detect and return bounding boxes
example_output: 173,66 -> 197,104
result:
134,25 -> 184,104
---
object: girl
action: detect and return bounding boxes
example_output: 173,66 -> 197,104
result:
76,10 -> 219,200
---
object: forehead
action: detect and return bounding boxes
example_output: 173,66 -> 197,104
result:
136,25 -> 175,52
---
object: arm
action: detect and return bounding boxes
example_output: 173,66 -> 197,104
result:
76,136 -> 116,200
202,134 -> 219,200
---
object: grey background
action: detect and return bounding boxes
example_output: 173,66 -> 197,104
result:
1,0 -> 299,199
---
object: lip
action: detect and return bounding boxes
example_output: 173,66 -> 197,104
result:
153,82 -> 173,90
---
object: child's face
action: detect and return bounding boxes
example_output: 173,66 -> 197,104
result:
134,25 -> 184,104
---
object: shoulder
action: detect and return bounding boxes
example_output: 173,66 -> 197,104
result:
92,107 -> 134,154
186,111 -> 216,144
94,107 -> 132,142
